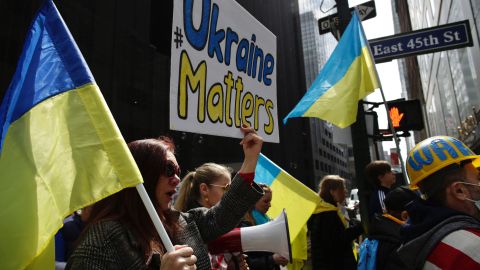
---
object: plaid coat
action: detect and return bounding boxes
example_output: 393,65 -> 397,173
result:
66,174 -> 263,270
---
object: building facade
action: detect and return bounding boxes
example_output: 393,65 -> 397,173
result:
0,0 -> 315,187
403,0 -> 480,150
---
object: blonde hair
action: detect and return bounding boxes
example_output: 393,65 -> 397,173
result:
174,163 -> 232,212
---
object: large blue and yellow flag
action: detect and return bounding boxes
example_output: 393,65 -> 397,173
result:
255,154 -> 320,270
283,12 -> 380,128
0,1 -> 143,269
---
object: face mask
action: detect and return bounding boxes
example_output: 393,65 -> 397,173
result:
458,182 -> 480,211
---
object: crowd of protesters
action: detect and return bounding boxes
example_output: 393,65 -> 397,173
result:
54,130 -> 480,270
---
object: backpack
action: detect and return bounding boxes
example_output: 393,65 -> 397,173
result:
357,238 -> 378,270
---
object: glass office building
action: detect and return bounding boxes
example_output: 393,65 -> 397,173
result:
406,0 -> 480,149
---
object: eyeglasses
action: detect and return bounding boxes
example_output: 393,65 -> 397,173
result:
165,162 -> 181,178
208,183 -> 231,191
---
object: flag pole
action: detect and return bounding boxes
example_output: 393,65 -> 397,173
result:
354,8 -> 408,183
136,184 -> 175,252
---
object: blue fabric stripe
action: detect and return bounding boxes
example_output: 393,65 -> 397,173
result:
283,13 -> 364,123
0,0 -> 94,152
255,153 -> 281,186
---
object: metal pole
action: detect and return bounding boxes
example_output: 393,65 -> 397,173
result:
333,0 -> 372,231
376,89 -> 409,182
136,183 -> 175,252
353,7 -> 408,182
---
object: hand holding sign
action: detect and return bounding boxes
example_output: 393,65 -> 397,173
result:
239,125 -> 263,173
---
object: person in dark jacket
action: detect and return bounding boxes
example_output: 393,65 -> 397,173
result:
66,126 -> 264,270
310,175 -> 363,270
365,186 -> 418,270
55,206 -> 92,265
396,136 -> 480,270
365,161 -> 396,219
240,184 -> 288,270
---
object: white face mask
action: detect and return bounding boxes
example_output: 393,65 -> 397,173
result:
458,182 -> 480,211
465,198 -> 480,212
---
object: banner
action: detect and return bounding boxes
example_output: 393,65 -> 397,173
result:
170,0 -> 279,143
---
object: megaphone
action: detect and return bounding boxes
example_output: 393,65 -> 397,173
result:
208,209 -> 292,262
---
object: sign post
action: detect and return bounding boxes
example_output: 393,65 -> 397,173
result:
318,0 -> 376,35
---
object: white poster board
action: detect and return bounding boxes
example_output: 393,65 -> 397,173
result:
170,0 -> 279,143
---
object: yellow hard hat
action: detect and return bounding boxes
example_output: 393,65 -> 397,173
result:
407,136 -> 480,189
474,158 -> 480,169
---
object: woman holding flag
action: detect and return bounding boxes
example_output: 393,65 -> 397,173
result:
310,175 -> 363,270
66,126 -> 264,270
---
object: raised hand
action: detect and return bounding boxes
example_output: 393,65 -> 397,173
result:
239,125 -> 263,173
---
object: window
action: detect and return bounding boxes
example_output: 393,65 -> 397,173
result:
426,83 -> 447,135
436,52 -> 460,137
447,1 -> 480,121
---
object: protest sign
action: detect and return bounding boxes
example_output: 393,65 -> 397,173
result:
170,0 -> 279,143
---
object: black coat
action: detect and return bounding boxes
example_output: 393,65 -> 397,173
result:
66,174 -> 263,270
368,214 -> 405,270
310,211 -> 363,270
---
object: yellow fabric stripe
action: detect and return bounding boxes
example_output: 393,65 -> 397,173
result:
268,171 -> 320,240
77,83 -> 142,188
26,239 -> 54,270
382,213 -> 406,225
304,47 -> 380,128
288,226 -> 307,270
267,170 -> 320,265
0,83 -> 142,269
313,199 -> 348,228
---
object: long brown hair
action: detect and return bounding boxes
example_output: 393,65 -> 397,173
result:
174,163 -> 232,212
319,175 -> 345,205
86,137 -> 179,261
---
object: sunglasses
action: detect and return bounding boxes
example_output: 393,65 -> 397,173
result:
165,162 -> 181,178
208,183 -> 231,191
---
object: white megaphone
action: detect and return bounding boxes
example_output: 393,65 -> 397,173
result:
208,209 -> 292,262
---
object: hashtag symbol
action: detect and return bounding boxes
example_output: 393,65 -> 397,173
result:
173,26 -> 183,49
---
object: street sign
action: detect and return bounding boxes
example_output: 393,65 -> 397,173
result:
318,0 -> 376,35
370,20 -> 473,63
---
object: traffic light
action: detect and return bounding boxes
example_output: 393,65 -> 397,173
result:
387,99 -> 424,131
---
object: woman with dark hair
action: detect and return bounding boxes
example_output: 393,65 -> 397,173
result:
310,175 -> 363,270
66,126 -> 264,270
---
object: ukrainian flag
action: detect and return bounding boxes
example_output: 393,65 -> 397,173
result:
255,154 -> 320,270
0,1 -> 143,269
283,12 -> 380,128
